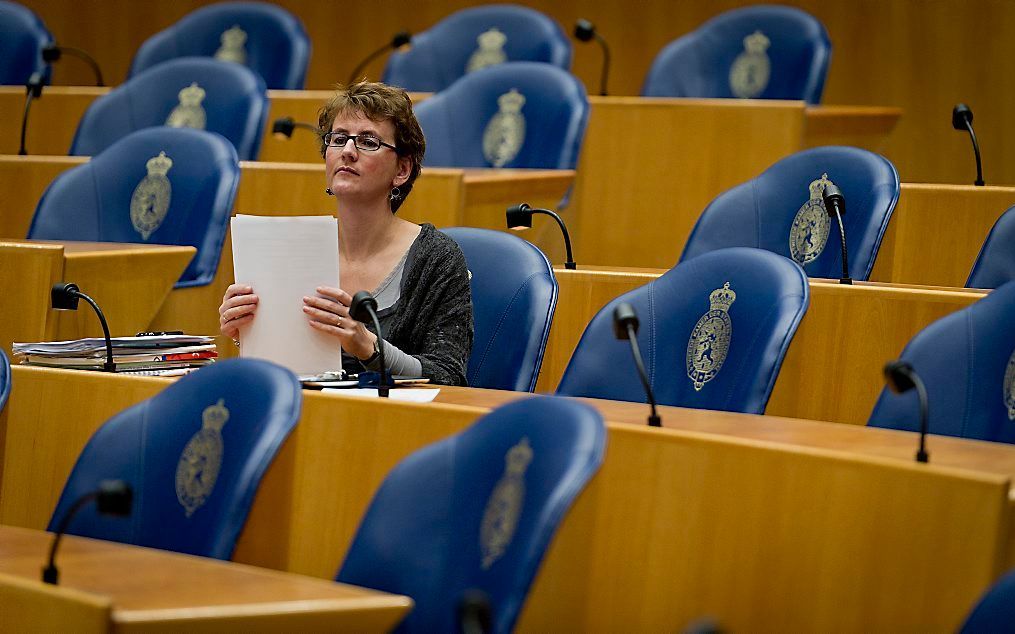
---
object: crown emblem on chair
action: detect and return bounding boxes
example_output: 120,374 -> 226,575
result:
743,30 -> 770,54
709,282 -> 737,312
202,398 -> 230,432
480,436 -> 533,569
808,173 -> 833,200
175,398 -> 230,517
177,82 -> 206,107
505,435 -> 534,474
467,27 -> 508,73
221,25 -> 247,47
478,27 -> 507,51
215,25 -> 248,64
145,151 -> 174,176
497,88 -> 526,114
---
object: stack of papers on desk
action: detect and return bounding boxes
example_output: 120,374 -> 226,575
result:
13,335 -> 217,372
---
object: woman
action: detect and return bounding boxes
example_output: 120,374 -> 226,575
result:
218,82 -> 473,385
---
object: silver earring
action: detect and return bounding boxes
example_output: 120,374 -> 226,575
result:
325,188 -> 333,196
389,186 -> 401,201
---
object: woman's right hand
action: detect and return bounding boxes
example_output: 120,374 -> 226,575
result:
219,284 -> 259,339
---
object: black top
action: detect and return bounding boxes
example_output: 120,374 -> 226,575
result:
345,223 -> 474,386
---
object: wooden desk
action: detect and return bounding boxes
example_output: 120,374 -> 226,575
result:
538,268 -> 987,426
0,241 -> 193,355
1,367 -> 1012,631
0,525 -> 410,633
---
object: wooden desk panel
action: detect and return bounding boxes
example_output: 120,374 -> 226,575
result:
0,525 -> 411,633
0,241 -> 193,354
0,87 -> 107,157
537,268 -> 987,425
1,368 -> 1011,631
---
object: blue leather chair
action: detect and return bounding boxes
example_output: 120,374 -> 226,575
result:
558,247 -> 809,414
966,205 -> 1015,289
414,62 -> 589,172
680,146 -> 900,281
29,127 -> 239,288
642,5 -> 831,104
0,348 -> 10,414
128,1 -> 310,89
868,280 -> 1015,444
337,396 -> 605,633
383,4 -> 571,93
960,568 -> 1015,633
70,57 -> 268,160
444,227 -> 556,392
0,0 -> 52,85
48,358 -> 302,559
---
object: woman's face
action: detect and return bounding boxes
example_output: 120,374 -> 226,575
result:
324,110 -> 411,207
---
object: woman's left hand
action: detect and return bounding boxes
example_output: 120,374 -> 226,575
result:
302,286 -> 377,360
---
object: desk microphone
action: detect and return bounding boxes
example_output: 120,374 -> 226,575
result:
43,480 -> 132,584
42,44 -> 105,86
51,282 -> 115,372
18,72 -> 45,155
506,203 -> 576,269
952,103 -> 984,186
613,302 -> 661,427
574,19 -> 611,96
349,291 -> 389,397
347,31 -> 412,85
883,360 -> 930,463
458,588 -> 493,634
821,183 -> 851,284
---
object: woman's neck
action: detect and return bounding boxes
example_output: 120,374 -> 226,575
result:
337,200 -> 399,261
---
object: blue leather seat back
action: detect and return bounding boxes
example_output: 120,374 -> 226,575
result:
960,568 -> 1015,633
642,5 -> 831,104
47,358 -> 302,559
0,0 -> 52,85
383,4 -> 571,93
558,247 -> 809,414
868,280 -> 1015,443
128,1 -> 310,89
29,127 -> 239,288
0,348 -> 10,414
444,227 -> 557,392
70,57 -> 268,160
680,146 -> 899,281
415,61 -> 589,171
338,396 -> 605,633
967,205 -> 1015,289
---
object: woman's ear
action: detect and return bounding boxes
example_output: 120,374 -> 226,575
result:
393,156 -> 412,187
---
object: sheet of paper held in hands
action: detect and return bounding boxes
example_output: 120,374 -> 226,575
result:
231,215 -> 342,375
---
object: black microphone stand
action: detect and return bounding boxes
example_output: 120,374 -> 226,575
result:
574,19 -> 610,96
350,291 -> 389,398
18,72 -> 44,156
952,103 -> 984,186
506,203 -> 576,269
822,184 -> 851,285
613,303 -> 661,427
43,480 -> 132,584
347,32 -> 412,85
51,282 -> 116,372
43,44 -> 105,86
883,360 -> 930,463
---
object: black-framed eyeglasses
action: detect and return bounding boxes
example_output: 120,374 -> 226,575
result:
323,131 -> 398,153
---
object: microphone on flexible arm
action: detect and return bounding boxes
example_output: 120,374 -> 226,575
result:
457,588 -> 493,634
271,117 -> 321,140
613,302 -> 661,427
822,182 -> 852,285
349,290 -> 390,397
506,203 -> 576,269
51,282 -> 116,372
43,479 -> 132,584
347,31 -> 412,85
574,19 -> 611,96
42,44 -> 105,86
952,103 -> 984,186
883,360 -> 930,463
18,72 -> 45,155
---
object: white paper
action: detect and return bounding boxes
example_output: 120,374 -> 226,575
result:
231,215 -> 342,375
323,388 -> 441,402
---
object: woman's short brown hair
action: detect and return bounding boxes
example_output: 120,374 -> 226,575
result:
317,81 -> 426,213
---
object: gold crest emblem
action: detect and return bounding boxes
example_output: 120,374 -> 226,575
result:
789,173 -> 834,266
1004,349 -> 1015,421
729,30 -> 771,99
165,82 -> 207,130
175,399 -> 229,518
129,151 -> 173,240
480,437 -> 533,569
482,88 -> 526,168
686,282 -> 737,391
214,25 -> 247,64
466,27 -> 507,73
